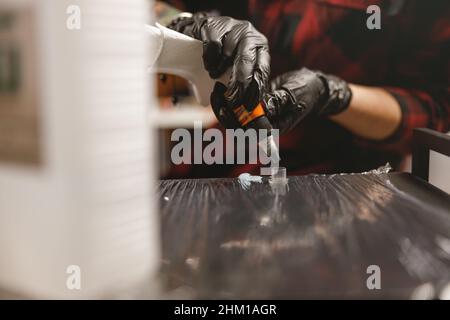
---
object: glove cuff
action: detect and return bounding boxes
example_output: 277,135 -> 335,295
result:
316,72 -> 352,116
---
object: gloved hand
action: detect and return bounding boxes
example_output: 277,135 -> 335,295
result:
167,13 -> 270,111
208,68 -> 352,132
262,68 -> 352,133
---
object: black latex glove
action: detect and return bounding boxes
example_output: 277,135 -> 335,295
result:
262,68 -> 352,134
167,13 -> 270,111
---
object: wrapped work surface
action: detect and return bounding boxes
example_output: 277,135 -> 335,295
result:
158,170 -> 450,299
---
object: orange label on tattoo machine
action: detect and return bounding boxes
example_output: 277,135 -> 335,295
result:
233,103 -> 265,127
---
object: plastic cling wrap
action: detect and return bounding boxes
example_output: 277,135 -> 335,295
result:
158,168 -> 450,299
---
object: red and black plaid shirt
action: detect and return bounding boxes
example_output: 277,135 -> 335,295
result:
165,0 -> 450,178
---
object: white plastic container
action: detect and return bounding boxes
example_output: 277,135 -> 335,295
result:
0,0 -> 159,298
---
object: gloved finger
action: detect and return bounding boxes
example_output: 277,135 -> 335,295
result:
202,40 -> 226,79
166,16 -> 192,34
200,17 -> 234,79
235,46 -> 267,112
253,46 -> 270,99
269,70 -> 299,91
263,87 -> 312,133
241,47 -> 270,113
220,19 -> 248,57
224,38 -> 259,108
211,82 -> 241,129
262,89 -> 293,120
242,77 -> 261,113
167,12 -> 208,38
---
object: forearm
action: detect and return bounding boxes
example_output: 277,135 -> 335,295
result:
330,84 -> 402,141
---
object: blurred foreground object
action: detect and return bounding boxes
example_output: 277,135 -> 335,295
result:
0,0 -> 159,298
